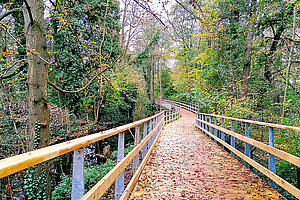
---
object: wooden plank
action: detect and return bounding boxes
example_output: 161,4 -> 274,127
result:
198,113 -> 300,132
119,122 -> 164,200
0,112 -> 164,179
81,118 -> 164,200
196,124 -> 300,199
196,118 -> 300,168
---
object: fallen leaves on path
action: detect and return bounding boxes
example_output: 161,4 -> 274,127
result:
130,110 -> 285,200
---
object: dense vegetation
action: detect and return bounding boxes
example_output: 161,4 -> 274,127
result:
0,0 -> 299,199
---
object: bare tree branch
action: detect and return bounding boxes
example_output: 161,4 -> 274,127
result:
23,0 -> 34,26
132,0 -> 167,28
174,0 -> 203,22
48,67 -> 110,93
0,8 -> 22,21
0,59 -> 27,80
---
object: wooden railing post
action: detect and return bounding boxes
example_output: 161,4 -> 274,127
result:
209,116 -> 212,139
268,127 -> 276,188
297,167 -> 300,189
115,132 -> 124,200
155,116 -> 158,137
71,149 -> 84,200
142,122 -> 147,159
166,111 -> 168,124
205,115 -> 209,134
221,118 -> 225,142
133,126 -> 140,172
150,119 -> 155,146
195,113 -> 198,129
214,117 -> 218,142
245,123 -> 250,158
231,121 -> 235,156
148,119 -> 153,149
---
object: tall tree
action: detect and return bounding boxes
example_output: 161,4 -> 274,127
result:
23,0 -> 51,199
241,0 -> 257,99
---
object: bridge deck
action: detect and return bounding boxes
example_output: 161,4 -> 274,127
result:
130,109 -> 285,199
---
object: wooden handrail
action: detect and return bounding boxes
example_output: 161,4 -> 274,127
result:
119,123 -> 164,200
165,109 -> 181,118
162,99 -> 198,113
0,111 -> 164,179
198,113 -> 300,132
163,98 -> 300,132
196,118 -> 300,167
82,117 -> 165,199
196,123 -> 300,199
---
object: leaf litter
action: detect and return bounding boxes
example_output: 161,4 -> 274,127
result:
130,109 -> 285,200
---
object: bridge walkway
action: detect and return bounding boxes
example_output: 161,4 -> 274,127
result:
130,109 -> 285,199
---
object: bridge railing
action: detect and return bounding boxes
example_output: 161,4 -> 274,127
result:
164,107 -> 182,124
163,98 -> 300,199
0,108 -> 180,200
161,98 -> 198,113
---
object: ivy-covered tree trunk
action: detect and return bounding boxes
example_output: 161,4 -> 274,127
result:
150,57 -> 155,110
23,0 -> 51,199
241,0 -> 256,99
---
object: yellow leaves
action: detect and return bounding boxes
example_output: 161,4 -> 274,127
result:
6,77 -> 26,85
5,2 -> 12,8
45,34 -> 53,39
193,52 -> 208,66
1,50 -> 9,56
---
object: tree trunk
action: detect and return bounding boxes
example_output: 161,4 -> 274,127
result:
282,5 -> 296,117
150,63 -> 155,109
23,0 -> 51,199
241,0 -> 256,99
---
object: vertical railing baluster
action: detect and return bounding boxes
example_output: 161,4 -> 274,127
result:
209,116 -> 212,139
214,117 -> 217,143
155,116 -> 158,137
71,149 -> 84,200
148,119 -> 153,149
221,118 -> 225,142
231,121 -> 235,156
150,119 -> 155,146
133,125 -> 140,172
166,111 -> 168,124
297,167 -> 300,189
268,127 -> 276,188
199,114 -> 201,128
147,119 -> 152,149
205,115 -> 209,134
142,122 -> 147,159
115,132 -> 124,200
245,123 -> 250,158
195,113 -> 198,128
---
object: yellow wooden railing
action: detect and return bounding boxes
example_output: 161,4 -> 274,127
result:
165,98 -> 300,199
0,106 -> 182,200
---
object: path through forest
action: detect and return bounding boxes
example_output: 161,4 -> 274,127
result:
130,109 -> 285,199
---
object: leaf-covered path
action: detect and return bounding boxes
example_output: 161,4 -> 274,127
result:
130,109 -> 285,199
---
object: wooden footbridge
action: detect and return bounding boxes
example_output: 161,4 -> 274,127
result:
1,99 -> 300,199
